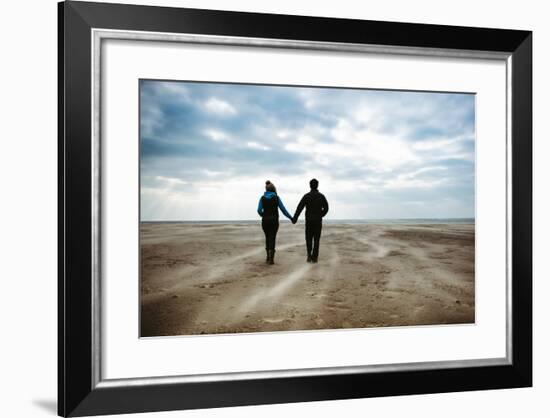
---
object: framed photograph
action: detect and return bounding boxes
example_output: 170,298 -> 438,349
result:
58,1 -> 532,416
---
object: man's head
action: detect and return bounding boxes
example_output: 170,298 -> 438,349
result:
309,178 -> 319,190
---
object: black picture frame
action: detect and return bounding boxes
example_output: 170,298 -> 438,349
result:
58,1 -> 532,416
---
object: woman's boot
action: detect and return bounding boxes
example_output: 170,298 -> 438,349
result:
266,249 -> 270,264
268,250 -> 275,265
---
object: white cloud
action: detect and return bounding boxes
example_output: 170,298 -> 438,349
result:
284,117 -> 418,172
247,141 -> 271,151
384,176 -> 449,190
412,134 -> 472,151
140,99 -> 164,138
157,83 -> 190,100
203,169 -> 225,177
203,129 -> 230,142
276,130 -> 290,139
204,97 -> 237,116
154,176 -> 189,187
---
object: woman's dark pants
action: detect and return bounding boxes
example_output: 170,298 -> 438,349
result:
262,219 -> 279,251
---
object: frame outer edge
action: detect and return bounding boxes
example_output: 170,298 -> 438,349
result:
59,1 -> 533,415
58,2 -> 66,416
70,0 -> 528,52
60,1 -> 95,416
511,32 -> 533,385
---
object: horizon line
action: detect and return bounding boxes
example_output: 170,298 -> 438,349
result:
141,217 -> 475,222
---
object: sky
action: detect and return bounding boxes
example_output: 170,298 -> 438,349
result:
140,80 -> 475,221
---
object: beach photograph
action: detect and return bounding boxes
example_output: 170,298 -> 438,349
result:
139,80 -> 475,337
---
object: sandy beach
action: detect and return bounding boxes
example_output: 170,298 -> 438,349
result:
140,222 -> 474,337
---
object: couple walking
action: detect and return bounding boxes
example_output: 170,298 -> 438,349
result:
257,178 -> 329,265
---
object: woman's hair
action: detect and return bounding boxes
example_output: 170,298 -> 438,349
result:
265,180 -> 277,193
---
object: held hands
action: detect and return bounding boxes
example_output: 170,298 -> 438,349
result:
291,216 -> 297,225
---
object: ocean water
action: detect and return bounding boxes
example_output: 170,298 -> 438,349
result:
142,218 -> 475,225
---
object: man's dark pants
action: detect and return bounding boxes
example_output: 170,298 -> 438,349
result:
305,220 -> 322,260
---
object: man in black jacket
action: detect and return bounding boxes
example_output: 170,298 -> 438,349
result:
292,179 -> 329,263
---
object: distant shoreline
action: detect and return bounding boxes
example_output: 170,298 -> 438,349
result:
141,218 -> 475,225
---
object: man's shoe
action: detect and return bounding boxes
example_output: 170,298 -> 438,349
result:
268,250 -> 275,265
265,249 -> 270,264
307,256 -> 312,263
311,258 -> 318,263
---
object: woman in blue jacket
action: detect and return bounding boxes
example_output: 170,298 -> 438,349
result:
257,180 -> 293,264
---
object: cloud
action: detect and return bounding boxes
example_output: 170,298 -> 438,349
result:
204,97 -> 237,116
246,141 -> 271,151
140,80 -> 475,221
203,129 -> 230,142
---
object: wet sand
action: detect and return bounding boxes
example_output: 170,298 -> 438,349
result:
140,222 -> 475,337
